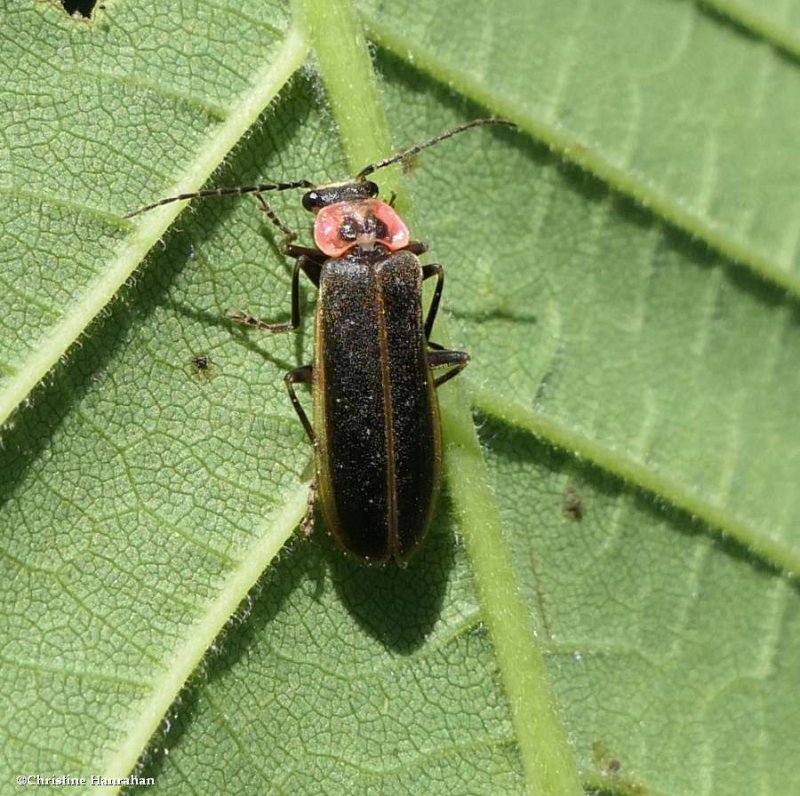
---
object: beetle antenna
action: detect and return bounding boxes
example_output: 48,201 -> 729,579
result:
355,118 -> 516,181
125,179 -> 316,219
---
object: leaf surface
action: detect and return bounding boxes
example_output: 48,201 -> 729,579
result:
1,2 -> 798,795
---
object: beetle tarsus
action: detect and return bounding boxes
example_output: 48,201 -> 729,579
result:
429,349 -> 470,387
226,310 -> 295,333
300,481 -> 318,538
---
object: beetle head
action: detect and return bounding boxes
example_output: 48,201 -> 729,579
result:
302,180 -> 379,212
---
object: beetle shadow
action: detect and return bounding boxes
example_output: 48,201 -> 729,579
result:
451,305 -> 540,326
322,500 -> 457,654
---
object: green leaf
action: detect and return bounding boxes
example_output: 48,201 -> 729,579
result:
1,2 -> 799,795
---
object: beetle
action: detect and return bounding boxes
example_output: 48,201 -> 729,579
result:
127,118 -> 514,564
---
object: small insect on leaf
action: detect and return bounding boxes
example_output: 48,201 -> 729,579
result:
189,354 -> 215,380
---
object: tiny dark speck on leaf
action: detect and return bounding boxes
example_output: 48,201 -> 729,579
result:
189,354 -> 216,380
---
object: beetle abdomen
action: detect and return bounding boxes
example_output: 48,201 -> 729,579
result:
315,251 -> 441,564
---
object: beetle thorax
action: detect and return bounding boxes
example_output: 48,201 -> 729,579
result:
314,199 -> 410,258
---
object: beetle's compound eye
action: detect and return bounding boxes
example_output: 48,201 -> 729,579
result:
314,199 -> 410,257
361,180 -> 380,198
302,190 -> 325,211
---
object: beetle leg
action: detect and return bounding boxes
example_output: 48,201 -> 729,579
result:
282,248 -> 325,283
422,266 -> 468,385
286,365 -> 315,442
429,349 -> 470,388
299,480 -> 317,538
421,263 -> 444,339
406,240 -> 428,256
227,256 -> 322,332
285,365 -> 317,538
253,191 -> 328,264
253,191 -> 297,246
